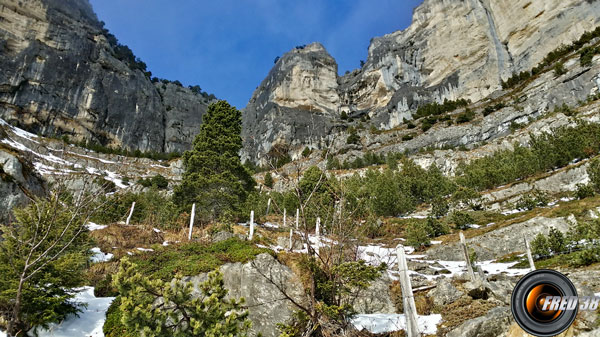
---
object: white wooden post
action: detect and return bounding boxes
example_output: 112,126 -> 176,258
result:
289,228 -> 293,251
315,217 -> 320,236
525,237 -> 536,271
125,202 -> 136,225
295,208 -> 299,229
188,203 -> 195,241
460,232 -> 475,281
283,208 -> 287,227
266,198 -> 271,216
249,210 -> 255,240
396,245 -> 420,337
315,217 -> 321,255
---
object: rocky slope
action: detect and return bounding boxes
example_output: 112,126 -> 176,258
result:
243,0 -> 600,163
0,0 -> 213,154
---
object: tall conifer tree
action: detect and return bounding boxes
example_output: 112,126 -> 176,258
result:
173,101 -> 255,221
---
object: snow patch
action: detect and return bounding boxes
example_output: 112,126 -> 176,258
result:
34,287 -> 114,337
351,313 -> 442,334
90,247 -> 113,263
86,222 -> 107,231
136,247 -> 154,252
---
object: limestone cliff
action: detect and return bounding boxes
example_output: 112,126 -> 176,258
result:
0,0 -> 212,153
243,0 -> 600,163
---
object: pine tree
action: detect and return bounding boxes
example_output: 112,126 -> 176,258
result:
0,191 -> 96,336
264,172 -> 274,188
173,101 -> 255,221
113,259 -> 251,337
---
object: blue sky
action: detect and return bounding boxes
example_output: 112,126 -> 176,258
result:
90,0 -> 423,109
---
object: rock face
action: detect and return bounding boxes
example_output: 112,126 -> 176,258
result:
426,216 -> 573,261
0,129 -> 46,221
0,0 -> 212,153
185,253 -> 306,337
447,307 -> 513,337
242,0 -> 600,163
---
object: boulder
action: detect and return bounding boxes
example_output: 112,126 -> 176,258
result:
352,274 -> 396,314
185,253 -> 306,337
428,278 -> 464,307
447,307 -> 513,337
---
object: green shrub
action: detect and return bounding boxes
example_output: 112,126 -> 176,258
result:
547,227 -> 566,254
516,190 -> 548,210
93,188 -> 178,229
449,211 -> 475,230
425,216 -> 448,237
482,103 -> 506,116
575,183 -> 595,199
457,122 -> 600,191
587,158 -> 600,192
264,172 -> 274,188
553,62 -> 567,76
346,127 -> 360,145
302,147 -> 312,158
569,248 -> 600,267
406,223 -> 430,249
531,233 -> 551,257
138,174 -> 168,189
402,134 -> 414,141
456,109 -> 475,124
415,98 -> 470,119
580,46 -> 600,67
341,111 -> 348,120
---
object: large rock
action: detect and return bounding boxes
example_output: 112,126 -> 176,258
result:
351,274 -> 396,314
185,253 -> 306,337
0,0 -> 211,153
447,306 -> 513,337
241,0 -> 600,162
426,216 -> 573,261
0,145 -> 46,221
428,278 -> 464,307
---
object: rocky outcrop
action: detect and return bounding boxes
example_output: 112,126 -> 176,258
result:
446,307 -> 513,337
184,253 -> 306,337
426,216 -> 573,261
0,0 -> 212,153
0,129 -> 46,221
242,0 -> 600,163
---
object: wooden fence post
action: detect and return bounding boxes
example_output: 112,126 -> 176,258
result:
315,217 -> 321,255
295,208 -> 299,229
283,208 -> 287,227
249,210 -> 255,241
525,237 -> 536,271
460,232 -> 475,281
289,228 -> 293,251
396,245 -> 420,337
188,203 -> 196,241
266,198 -> 271,216
125,202 -> 135,225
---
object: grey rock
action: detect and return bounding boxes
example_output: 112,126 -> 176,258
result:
276,235 -> 303,250
240,0 -> 600,162
185,253 -> 306,337
427,216 -> 572,261
0,0 -> 210,154
428,278 -> 463,307
446,307 -> 513,337
351,274 -> 396,314
211,231 -> 234,243
0,146 -> 46,222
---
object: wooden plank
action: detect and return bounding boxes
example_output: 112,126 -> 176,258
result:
397,246 -> 420,337
460,232 -> 475,281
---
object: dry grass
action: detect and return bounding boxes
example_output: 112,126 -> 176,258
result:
436,296 -> 498,336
